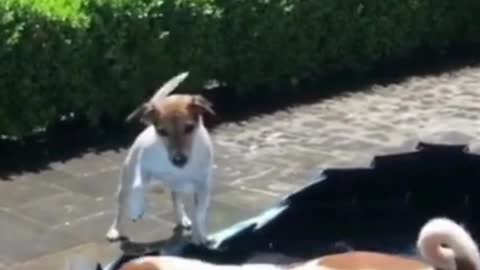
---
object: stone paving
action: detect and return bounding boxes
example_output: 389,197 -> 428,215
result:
3,64 -> 480,269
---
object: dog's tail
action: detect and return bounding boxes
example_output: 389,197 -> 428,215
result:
125,71 -> 189,123
150,71 -> 189,103
417,217 -> 480,270
65,255 -> 103,270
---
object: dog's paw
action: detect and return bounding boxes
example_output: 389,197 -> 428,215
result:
106,228 -> 122,242
128,199 -> 145,222
131,212 -> 144,222
129,206 -> 145,222
180,216 -> 192,229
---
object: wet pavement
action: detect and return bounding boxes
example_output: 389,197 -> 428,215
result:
4,64 -> 480,269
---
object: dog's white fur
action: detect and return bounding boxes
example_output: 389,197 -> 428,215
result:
106,72 -> 214,245
417,217 -> 480,270
106,217 -> 480,270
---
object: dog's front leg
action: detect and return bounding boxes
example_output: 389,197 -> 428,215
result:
192,186 -> 211,245
171,191 -> 192,230
129,173 -> 146,222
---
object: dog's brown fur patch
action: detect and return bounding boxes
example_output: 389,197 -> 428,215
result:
317,252 -> 430,270
120,261 -> 161,270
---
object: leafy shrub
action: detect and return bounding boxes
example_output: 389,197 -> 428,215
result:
1,0 -> 480,137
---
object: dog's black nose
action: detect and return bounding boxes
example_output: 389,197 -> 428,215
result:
171,153 -> 187,167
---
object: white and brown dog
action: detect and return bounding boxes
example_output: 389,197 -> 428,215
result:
112,217 -> 480,270
106,72 -> 215,245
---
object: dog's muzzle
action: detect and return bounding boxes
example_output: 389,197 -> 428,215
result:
171,153 -> 188,167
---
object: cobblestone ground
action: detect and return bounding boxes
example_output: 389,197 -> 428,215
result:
3,64 -> 480,269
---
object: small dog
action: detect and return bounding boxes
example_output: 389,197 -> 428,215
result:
111,217 -> 480,270
106,72 -> 215,245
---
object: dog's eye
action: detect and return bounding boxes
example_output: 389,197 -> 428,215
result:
156,127 -> 168,136
184,124 -> 195,134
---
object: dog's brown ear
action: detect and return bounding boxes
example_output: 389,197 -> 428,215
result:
126,102 -> 157,125
189,95 -> 215,116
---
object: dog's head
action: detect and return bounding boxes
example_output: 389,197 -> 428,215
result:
126,72 -> 214,168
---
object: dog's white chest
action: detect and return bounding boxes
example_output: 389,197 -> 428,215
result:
148,167 -> 200,193
135,126 -> 212,193
141,155 -> 204,193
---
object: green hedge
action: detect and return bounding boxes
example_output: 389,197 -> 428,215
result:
1,0 -> 480,137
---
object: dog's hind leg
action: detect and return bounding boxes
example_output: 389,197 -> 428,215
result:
171,191 -> 192,230
106,161 -> 147,242
106,166 -> 130,242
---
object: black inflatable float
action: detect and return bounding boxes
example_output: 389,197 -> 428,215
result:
104,140 -> 480,269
